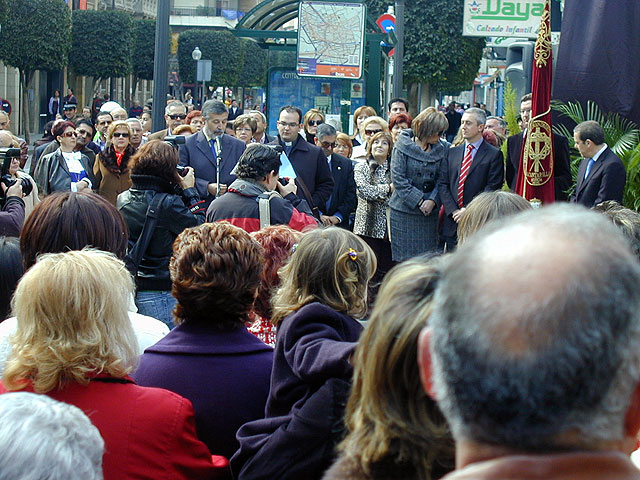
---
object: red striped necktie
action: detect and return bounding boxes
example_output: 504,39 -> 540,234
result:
457,144 -> 474,207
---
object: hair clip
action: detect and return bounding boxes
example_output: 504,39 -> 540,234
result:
347,248 -> 358,261
291,243 -> 298,254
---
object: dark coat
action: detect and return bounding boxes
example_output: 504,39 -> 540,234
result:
117,175 -> 205,291
271,136 -> 334,210
438,140 -> 504,237
228,106 -> 244,121
205,178 -> 318,233
324,153 -> 356,228
179,131 -> 246,208
0,196 -> 24,237
0,376 -> 224,480
34,149 -> 96,195
574,146 -> 626,207
231,303 -> 363,480
506,131 -> 573,201
133,322 -> 274,461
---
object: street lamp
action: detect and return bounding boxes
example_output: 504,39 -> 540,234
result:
192,47 -> 202,107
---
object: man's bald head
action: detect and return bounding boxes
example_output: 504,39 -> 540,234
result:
428,204 -> 640,452
0,130 -> 14,147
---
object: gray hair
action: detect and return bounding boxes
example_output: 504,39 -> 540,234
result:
315,123 -> 337,140
430,204 -> 640,451
463,107 -> 486,126
125,118 -> 142,128
486,116 -> 506,129
201,99 -> 228,117
164,101 -> 185,115
574,120 -> 605,145
0,392 -> 104,479
249,110 -> 267,124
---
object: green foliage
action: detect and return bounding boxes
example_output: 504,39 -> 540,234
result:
365,0 -> 485,92
132,18 -> 156,81
552,100 -> 640,210
0,0 -> 71,77
503,80 -> 521,137
69,10 -> 133,80
177,29 -> 245,86
238,40 -> 267,87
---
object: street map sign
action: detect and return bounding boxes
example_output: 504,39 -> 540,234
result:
297,1 -> 366,79
463,0 -> 544,38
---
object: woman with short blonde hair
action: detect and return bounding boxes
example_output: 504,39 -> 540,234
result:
352,116 -> 390,162
0,249 -> 221,478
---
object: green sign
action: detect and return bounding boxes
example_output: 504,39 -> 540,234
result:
463,0 -> 544,38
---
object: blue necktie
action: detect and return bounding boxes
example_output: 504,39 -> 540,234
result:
209,139 -> 217,160
584,158 -> 595,179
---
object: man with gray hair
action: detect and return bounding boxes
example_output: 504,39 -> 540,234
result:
419,204 -> 640,480
314,123 -> 355,228
179,99 -> 246,208
249,110 -> 275,144
573,120 -> 626,207
438,107 -> 504,250
0,392 -> 104,479
148,101 -> 186,141
125,117 -> 145,150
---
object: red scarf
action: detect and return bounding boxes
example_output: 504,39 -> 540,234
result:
115,151 -> 124,168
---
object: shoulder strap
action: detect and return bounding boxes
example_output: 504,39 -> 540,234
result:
257,191 -> 280,229
125,193 -> 169,277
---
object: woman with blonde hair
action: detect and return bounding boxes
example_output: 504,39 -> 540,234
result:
0,249 -> 223,479
390,107 -> 448,261
353,131 -> 394,288
303,108 -> 326,143
351,105 -> 377,147
234,114 -> 258,145
324,257 -> 454,480
93,120 -> 135,205
335,132 -> 354,159
233,227 -> 376,480
351,116 -> 390,162
456,190 -> 532,245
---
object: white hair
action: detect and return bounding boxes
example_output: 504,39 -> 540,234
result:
0,392 -> 104,479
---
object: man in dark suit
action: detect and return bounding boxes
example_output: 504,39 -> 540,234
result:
228,99 -> 243,121
506,93 -> 573,200
249,110 -> 276,144
179,99 -> 246,209
572,120 -> 626,207
438,108 -> 504,250
314,123 -> 356,229
148,101 -> 186,141
270,105 -> 333,215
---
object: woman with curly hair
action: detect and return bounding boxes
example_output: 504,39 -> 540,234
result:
233,227 -> 376,480
0,249 -> 224,479
324,257 -> 454,480
134,222 -> 273,460
93,120 -> 135,205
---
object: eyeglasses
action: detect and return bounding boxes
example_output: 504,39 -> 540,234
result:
76,129 -> 92,137
112,132 -> 130,138
365,129 -> 382,136
320,141 -> 336,149
308,120 -> 323,126
168,114 -> 187,120
277,121 -> 299,128
235,127 -> 253,133
61,131 -> 77,138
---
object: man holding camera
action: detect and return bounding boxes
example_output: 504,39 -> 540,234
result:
0,181 -> 24,237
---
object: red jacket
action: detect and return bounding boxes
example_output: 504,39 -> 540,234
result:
0,375 -> 230,479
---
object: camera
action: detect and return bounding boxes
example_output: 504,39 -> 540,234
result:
164,135 -> 185,149
0,147 -> 32,197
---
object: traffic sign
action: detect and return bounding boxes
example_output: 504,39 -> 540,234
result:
376,13 -> 396,56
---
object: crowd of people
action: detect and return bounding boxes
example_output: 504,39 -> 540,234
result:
0,92 -> 636,479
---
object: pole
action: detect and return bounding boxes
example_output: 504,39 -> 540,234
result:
152,0 -> 169,133
392,0 -> 405,99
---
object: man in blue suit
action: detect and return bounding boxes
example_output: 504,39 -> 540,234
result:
314,123 -> 356,229
438,108 -> 504,250
179,99 -> 246,209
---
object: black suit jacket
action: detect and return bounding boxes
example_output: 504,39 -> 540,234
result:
438,140 -> 505,237
179,131 -> 246,208
324,153 -> 356,229
271,136 -> 334,209
228,107 -> 244,121
574,146 -> 626,207
506,131 -> 572,201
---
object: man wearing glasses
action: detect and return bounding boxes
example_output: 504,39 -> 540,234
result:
506,93 -> 572,201
148,101 -> 187,141
270,105 -> 333,217
179,99 -> 246,208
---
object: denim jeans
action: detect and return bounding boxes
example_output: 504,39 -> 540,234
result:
136,290 -> 177,330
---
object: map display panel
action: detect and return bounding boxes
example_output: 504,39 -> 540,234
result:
297,1 -> 365,78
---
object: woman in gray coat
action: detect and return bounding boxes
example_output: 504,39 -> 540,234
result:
389,107 -> 448,261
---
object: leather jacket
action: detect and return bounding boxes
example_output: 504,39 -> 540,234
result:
117,174 -> 205,291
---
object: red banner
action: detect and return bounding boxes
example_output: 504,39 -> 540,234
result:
515,0 -> 555,205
